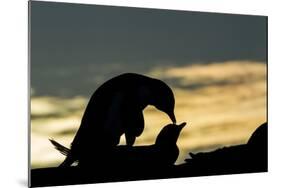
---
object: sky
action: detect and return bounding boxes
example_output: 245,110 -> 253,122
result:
30,1 -> 267,98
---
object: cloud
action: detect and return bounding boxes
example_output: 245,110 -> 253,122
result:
148,61 -> 266,90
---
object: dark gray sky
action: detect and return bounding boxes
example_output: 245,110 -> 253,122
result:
31,1 -> 267,97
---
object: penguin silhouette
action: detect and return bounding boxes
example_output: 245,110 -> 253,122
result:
50,73 -> 176,167
51,122 -> 186,168
109,122 -> 186,167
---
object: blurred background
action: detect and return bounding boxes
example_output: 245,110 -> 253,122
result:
30,1 -> 267,168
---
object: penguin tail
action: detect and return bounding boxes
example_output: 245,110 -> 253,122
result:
49,139 -> 70,156
49,139 -> 76,167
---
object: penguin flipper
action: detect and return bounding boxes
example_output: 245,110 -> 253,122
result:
124,110 -> 144,146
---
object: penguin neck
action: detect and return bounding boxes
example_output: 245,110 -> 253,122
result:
134,97 -> 149,110
155,137 -> 178,148
155,131 -> 180,149
155,142 -> 178,154
137,85 -> 154,109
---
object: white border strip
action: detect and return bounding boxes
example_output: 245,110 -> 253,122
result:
31,0 -> 269,16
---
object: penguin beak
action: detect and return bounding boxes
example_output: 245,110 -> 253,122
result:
178,122 -> 186,130
168,111 -> 177,124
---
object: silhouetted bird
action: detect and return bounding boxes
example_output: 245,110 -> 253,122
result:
105,122 -> 186,168
50,73 -> 176,167
247,122 -> 267,149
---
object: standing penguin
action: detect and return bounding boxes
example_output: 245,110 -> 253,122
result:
50,73 -> 176,167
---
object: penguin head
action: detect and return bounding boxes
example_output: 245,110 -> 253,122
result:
150,79 -> 176,124
155,122 -> 186,147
